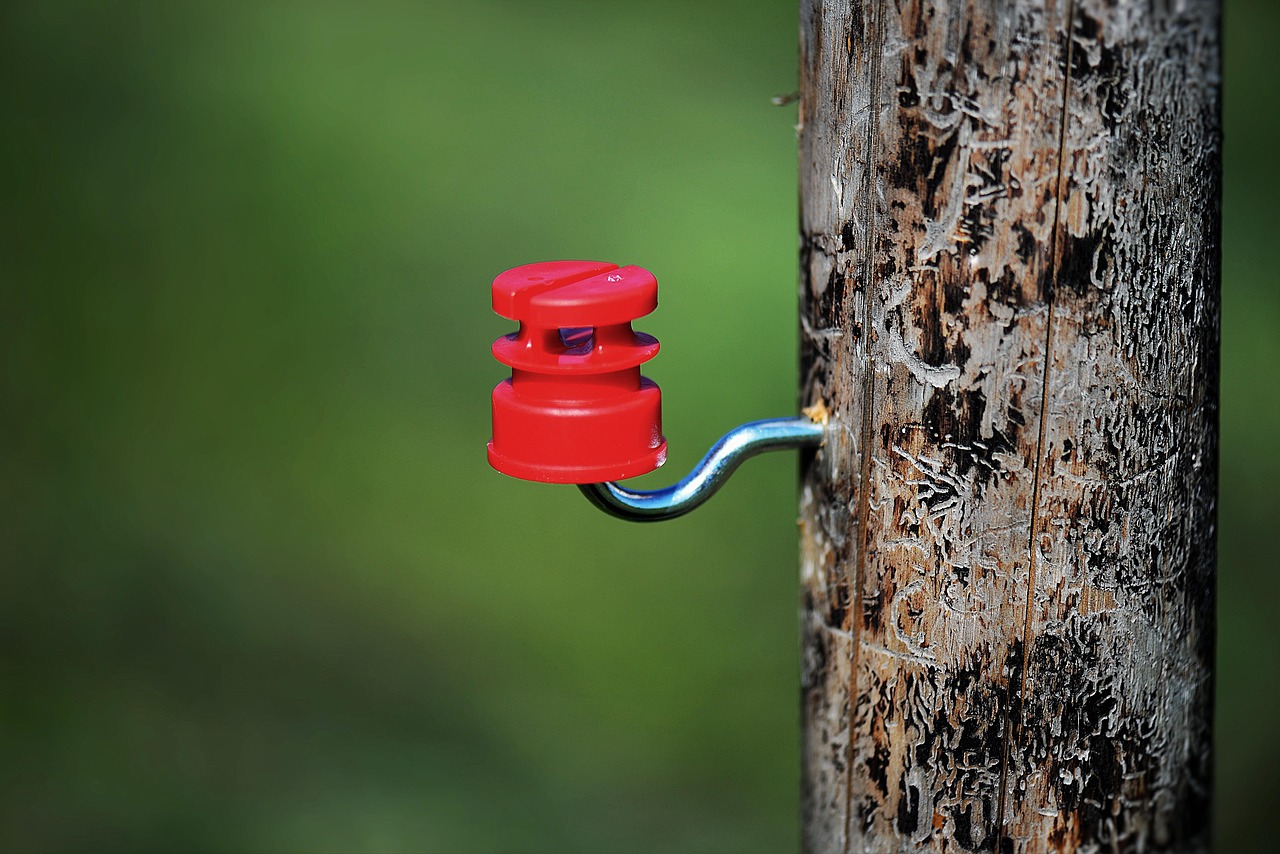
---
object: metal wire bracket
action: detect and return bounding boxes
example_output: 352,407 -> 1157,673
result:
577,416 -> 826,522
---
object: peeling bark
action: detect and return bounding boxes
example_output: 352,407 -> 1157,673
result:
797,1 -> 1220,851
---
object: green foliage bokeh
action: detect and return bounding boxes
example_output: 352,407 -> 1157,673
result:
1,1 -> 1275,851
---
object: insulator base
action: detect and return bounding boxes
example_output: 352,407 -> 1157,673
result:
488,378 -> 666,483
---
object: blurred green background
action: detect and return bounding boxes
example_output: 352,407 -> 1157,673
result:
1,1 -> 1274,851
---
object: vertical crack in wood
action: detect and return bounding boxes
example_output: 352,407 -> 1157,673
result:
842,1 -> 885,848
994,1 -> 1077,847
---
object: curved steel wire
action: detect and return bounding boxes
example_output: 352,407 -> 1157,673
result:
577,416 -> 825,522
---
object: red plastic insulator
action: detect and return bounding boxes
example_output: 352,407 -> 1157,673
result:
488,260 -> 667,483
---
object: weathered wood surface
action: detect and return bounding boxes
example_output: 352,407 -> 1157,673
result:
797,0 -> 1220,851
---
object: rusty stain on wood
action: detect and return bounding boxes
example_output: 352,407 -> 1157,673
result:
797,0 -> 1220,851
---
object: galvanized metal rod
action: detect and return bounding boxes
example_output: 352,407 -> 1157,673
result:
577,416 -> 825,522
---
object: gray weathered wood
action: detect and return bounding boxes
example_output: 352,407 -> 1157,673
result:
797,0 -> 1220,850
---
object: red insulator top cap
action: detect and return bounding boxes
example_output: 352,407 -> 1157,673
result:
488,261 -> 666,484
492,261 -> 658,328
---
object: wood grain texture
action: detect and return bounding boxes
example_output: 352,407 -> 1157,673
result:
797,1 -> 1220,851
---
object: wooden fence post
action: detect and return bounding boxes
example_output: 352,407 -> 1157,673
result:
797,1 -> 1220,851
